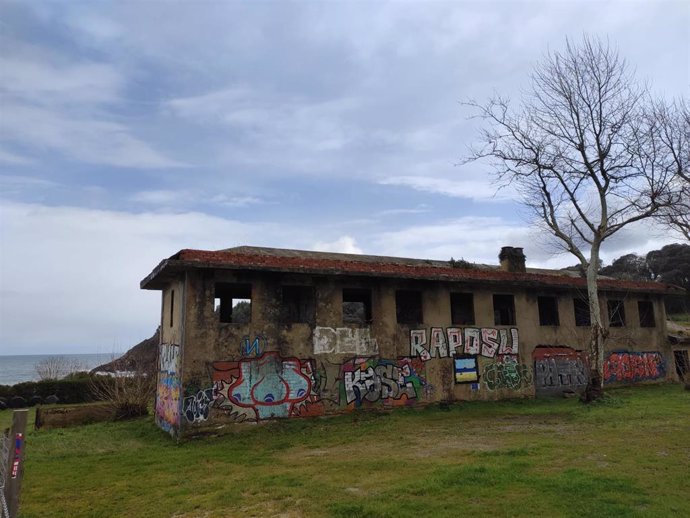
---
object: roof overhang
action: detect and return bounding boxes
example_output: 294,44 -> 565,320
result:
140,249 -> 684,295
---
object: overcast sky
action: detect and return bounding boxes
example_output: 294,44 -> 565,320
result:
0,1 -> 688,354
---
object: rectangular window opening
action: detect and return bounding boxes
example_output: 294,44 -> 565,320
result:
281,285 -> 314,324
342,288 -> 372,325
170,289 -> 175,328
638,300 -> 656,327
607,299 -> 626,327
674,350 -> 689,378
451,292 -> 475,325
574,297 -> 591,327
214,283 -> 252,324
538,296 -> 559,326
493,294 -> 516,326
396,290 -> 423,325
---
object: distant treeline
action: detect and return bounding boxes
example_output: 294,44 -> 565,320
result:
563,243 -> 690,314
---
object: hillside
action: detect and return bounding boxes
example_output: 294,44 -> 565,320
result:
91,328 -> 159,374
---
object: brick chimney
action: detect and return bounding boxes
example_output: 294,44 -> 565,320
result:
499,246 -> 526,273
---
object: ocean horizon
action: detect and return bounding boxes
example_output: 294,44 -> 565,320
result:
0,353 -> 122,386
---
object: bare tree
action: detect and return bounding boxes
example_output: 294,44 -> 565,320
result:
465,36 -> 678,399
35,356 -> 84,380
652,98 -> 690,241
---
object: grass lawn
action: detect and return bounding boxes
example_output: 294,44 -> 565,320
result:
2,384 -> 689,517
668,313 -> 690,324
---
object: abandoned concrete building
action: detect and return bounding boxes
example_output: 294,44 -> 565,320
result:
141,246 -> 689,438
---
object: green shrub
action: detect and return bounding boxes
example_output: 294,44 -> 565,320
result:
0,377 -> 112,404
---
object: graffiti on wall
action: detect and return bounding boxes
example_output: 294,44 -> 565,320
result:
603,351 -> 665,384
241,335 -> 265,357
339,357 -> 426,408
410,327 -> 519,361
483,357 -> 532,391
183,388 -> 214,423
211,352 -> 324,422
454,356 -> 479,384
533,347 -> 588,396
313,327 -> 378,355
155,343 -> 181,434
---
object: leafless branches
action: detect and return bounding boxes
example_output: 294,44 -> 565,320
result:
34,356 -> 84,380
90,358 -> 156,420
651,98 -> 690,241
464,35 -> 685,392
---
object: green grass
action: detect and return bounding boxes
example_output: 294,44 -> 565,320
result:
668,313 -> 690,324
2,384 -> 689,517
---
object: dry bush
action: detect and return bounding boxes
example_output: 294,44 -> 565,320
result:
89,359 -> 156,420
35,356 -> 84,380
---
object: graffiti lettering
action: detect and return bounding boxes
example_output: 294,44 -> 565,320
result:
533,347 -> 588,396
483,357 -> 532,390
340,357 -> 426,407
410,328 -> 519,360
603,352 -> 665,384
313,327 -> 378,355
159,343 -> 180,373
212,352 -> 324,422
183,388 -> 214,423
241,335 -> 265,357
410,329 -> 431,360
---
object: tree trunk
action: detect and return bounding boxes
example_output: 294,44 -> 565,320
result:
583,248 -> 607,402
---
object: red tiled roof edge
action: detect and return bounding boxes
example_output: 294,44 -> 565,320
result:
163,249 -> 681,294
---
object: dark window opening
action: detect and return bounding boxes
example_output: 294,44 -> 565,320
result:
170,289 -> 175,328
451,292 -> 475,325
281,285 -> 314,324
215,283 -> 252,324
538,296 -> 559,326
674,350 -> 689,378
638,300 -> 656,327
493,294 -> 516,325
574,298 -> 591,327
342,288 -> 372,325
607,299 -> 626,327
396,290 -> 423,325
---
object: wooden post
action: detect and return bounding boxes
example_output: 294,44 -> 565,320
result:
3,410 -> 27,518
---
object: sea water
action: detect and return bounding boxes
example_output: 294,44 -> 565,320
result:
0,354 -> 115,386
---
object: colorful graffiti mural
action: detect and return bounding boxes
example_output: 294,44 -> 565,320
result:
313,327 -> 378,355
410,327 -> 519,360
603,352 -> 665,384
212,352 -> 324,422
155,343 -> 181,434
533,347 -> 588,396
340,357 -> 426,408
454,356 -> 479,384
483,357 -> 532,390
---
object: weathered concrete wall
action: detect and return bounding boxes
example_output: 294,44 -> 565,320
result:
156,270 -> 675,436
155,280 -> 184,437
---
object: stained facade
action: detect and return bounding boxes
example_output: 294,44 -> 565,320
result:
141,246 -> 686,438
